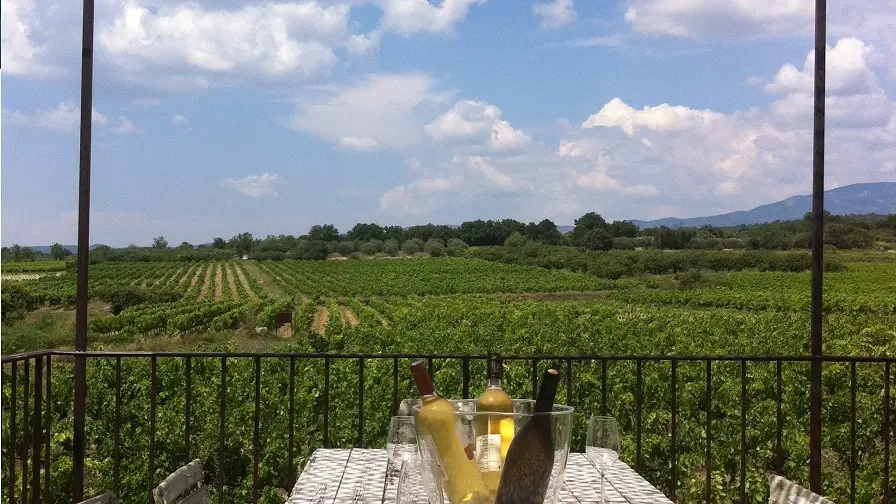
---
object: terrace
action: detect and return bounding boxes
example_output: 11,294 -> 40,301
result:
2,0 -> 894,503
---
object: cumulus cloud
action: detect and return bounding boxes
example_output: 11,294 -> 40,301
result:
223,173 -> 280,198
425,100 -> 530,151
116,116 -> 141,135
171,114 -> 188,124
5,102 -> 108,132
624,184 -> 659,196
0,0 -> 60,76
533,0 -> 576,29
582,97 -> 725,135
377,0 -> 486,36
339,136 -> 379,151
98,2 -> 347,85
622,0 -> 814,39
289,73 -> 450,148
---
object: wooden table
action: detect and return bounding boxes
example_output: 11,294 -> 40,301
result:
288,449 -> 672,504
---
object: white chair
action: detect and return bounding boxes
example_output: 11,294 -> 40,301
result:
769,475 -> 835,504
153,459 -> 210,504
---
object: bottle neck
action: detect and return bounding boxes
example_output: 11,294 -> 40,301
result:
486,376 -> 503,388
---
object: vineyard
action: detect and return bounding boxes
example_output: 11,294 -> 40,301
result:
2,253 -> 895,503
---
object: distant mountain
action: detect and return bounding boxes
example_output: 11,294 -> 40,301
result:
630,182 -> 896,229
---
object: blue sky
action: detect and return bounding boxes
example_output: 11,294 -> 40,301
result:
2,0 -> 895,246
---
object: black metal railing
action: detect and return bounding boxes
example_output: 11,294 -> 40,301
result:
2,350 -> 893,504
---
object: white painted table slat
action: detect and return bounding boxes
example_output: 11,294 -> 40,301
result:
288,449 -> 672,504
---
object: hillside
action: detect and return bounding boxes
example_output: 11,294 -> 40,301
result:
631,182 -> 895,228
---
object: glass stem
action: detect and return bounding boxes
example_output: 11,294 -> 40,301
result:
600,472 -> 605,504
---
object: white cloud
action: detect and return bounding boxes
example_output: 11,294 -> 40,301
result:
339,136 -> 379,150
425,100 -> 530,151
624,184 -> 659,196
115,116 -> 140,135
533,0 -> 576,29
765,38 -> 877,96
467,156 -> 514,188
0,0 -> 59,76
582,97 -> 725,135
223,173 -> 280,198
377,0 -> 486,36
171,114 -> 188,124
574,152 -> 620,190
622,0 -> 813,39
5,102 -> 108,132
289,73 -> 450,148
97,1 -> 349,89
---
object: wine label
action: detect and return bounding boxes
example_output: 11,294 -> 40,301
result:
475,434 -> 503,472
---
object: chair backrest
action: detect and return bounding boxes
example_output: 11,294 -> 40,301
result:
78,492 -> 119,504
153,459 -> 210,504
769,475 -> 835,504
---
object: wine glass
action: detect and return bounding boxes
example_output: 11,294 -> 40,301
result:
387,416 -> 418,472
396,458 -> 428,504
585,415 -> 620,504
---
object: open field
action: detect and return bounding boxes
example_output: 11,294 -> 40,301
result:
2,251 -> 894,503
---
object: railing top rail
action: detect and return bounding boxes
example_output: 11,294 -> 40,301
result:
3,349 -> 894,364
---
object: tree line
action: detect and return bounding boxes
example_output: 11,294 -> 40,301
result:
2,212 -> 894,264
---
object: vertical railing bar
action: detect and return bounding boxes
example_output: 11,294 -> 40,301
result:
884,362 -> 890,504
113,357 -> 122,497
149,356 -> 157,504
358,358 -> 365,448
427,357 -> 434,376
185,356 -> 192,463
323,357 -> 330,448
849,361 -> 856,504
776,360 -> 783,473
253,357 -> 261,504
740,359 -> 747,504
44,355 -> 52,500
10,361 -> 17,504
462,357 -> 470,399
566,359 -> 573,407
671,359 -> 677,501
218,356 -> 227,504
22,358 -> 30,500
392,357 -> 399,416
289,357 -> 296,485
31,357 -> 43,504
531,359 -> 539,400
601,359 -> 608,416
705,360 -> 712,504
635,359 -> 642,474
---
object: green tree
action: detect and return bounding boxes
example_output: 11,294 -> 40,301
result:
360,239 -> 384,255
212,237 -> 227,249
401,238 -> 424,255
445,238 -> 469,256
609,220 -> 639,238
49,243 -> 71,260
383,239 -> 401,256
504,231 -> 528,248
583,228 -> 613,251
424,238 -> 445,257
570,212 -> 609,247
152,236 -> 169,249
307,224 -> 340,242
229,233 -> 255,256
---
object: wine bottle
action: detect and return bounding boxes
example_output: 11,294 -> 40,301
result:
494,368 -> 561,504
474,356 -> 514,496
410,362 -> 490,504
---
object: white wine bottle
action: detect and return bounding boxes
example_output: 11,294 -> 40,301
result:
474,356 -> 514,496
494,368 -> 561,504
411,362 -> 490,504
